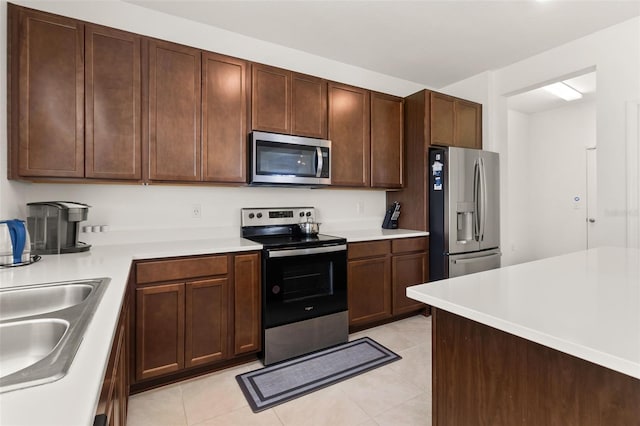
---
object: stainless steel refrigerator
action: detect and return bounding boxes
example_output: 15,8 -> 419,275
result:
429,146 -> 501,281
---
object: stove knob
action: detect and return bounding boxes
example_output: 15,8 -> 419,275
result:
299,212 -> 305,217
306,212 -> 312,217
248,213 -> 255,219
257,213 -> 263,218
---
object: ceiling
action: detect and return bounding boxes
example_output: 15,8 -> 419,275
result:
128,1 -> 640,89
508,71 -> 597,114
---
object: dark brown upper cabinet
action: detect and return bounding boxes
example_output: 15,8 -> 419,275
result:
430,92 -> 482,149
146,39 -> 202,181
252,64 -> 327,138
370,92 -> 403,189
10,6 -> 85,178
328,82 -> 371,187
202,53 -> 250,183
85,25 -> 141,180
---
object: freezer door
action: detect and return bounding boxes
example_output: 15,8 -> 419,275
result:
447,147 -> 481,253
478,150 -> 500,251
447,249 -> 502,278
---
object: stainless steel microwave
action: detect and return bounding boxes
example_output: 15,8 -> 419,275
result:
250,131 -> 331,186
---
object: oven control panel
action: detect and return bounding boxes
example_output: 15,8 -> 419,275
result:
241,207 -> 316,227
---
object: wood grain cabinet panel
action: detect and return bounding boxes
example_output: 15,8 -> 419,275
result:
147,40 -> 201,181
291,73 -> 327,138
371,92 -> 403,188
252,64 -> 290,134
85,25 -> 141,180
430,91 -> 482,149
348,256 -> 391,326
455,99 -> 482,149
234,253 -> 261,355
14,7 -> 84,177
135,283 -> 185,381
328,82 -> 371,187
185,278 -> 229,367
202,53 -> 249,183
430,92 -> 455,147
392,252 -> 427,315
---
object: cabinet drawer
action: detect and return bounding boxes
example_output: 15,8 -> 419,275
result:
136,255 -> 228,284
392,237 -> 428,254
348,240 -> 390,260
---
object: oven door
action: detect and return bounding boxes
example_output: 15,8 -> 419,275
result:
263,244 -> 347,328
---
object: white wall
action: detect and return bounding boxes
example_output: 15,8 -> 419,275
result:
0,0 -> 425,243
443,16 -> 640,253
506,102 -> 596,265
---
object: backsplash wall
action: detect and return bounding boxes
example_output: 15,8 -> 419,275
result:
18,183 -> 388,245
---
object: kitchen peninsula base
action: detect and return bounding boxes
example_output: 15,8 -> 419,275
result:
432,309 -> 640,426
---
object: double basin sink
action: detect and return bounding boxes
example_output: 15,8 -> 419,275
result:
0,278 -> 109,393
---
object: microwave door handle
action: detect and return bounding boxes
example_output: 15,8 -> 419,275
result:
316,147 -> 323,178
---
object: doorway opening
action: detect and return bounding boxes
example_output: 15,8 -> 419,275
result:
505,70 -> 597,264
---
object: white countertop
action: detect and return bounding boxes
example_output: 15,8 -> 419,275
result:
335,228 -> 428,242
0,228 -> 427,425
407,247 -> 640,379
0,237 -> 261,426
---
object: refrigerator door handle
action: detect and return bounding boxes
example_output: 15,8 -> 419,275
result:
473,159 -> 481,241
480,157 -> 488,242
452,252 -> 502,264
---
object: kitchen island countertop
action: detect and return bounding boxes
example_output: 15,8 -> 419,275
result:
0,237 -> 261,426
407,247 -> 640,379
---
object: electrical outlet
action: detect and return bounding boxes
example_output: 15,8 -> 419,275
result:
356,201 -> 363,215
192,204 -> 201,218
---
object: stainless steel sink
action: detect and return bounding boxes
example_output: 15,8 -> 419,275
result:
0,283 -> 94,321
0,278 -> 109,394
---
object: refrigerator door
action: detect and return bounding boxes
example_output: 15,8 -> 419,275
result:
447,248 -> 501,278
447,147 -> 481,254
477,150 -> 500,251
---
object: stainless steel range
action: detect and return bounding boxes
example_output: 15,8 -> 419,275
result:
241,207 -> 348,365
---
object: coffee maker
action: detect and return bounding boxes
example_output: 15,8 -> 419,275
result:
27,202 -> 91,254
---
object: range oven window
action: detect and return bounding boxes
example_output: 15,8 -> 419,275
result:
282,260 -> 333,303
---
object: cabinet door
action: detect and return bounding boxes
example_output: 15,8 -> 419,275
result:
455,100 -> 482,149
234,253 -> 261,355
371,92 -> 403,188
328,83 -> 370,187
347,256 -> 391,326
392,252 -> 427,315
430,92 -> 454,147
252,64 -> 290,134
185,278 -> 229,367
16,7 -> 84,177
291,73 -> 327,138
147,40 -> 201,181
85,25 -> 141,180
202,52 -> 249,183
135,283 -> 185,380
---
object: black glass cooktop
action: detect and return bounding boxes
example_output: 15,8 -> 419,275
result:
244,233 -> 346,250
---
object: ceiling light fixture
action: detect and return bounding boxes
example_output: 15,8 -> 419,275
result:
543,82 -> 583,101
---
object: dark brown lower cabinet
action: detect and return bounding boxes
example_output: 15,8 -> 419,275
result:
135,283 -> 185,381
433,309 -> 640,426
132,252 -> 261,388
96,290 -> 130,426
348,255 -> 392,326
185,278 -> 228,367
348,237 -> 428,330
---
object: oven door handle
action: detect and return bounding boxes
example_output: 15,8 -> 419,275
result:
267,244 -> 347,258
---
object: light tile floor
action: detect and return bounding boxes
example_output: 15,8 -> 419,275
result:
127,314 -> 432,426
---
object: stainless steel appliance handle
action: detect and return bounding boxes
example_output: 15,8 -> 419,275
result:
453,252 -> 502,264
316,147 -> 323,178
480,157 -> 487,242
473,159 -> 481,241
267,244 -> 347,258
